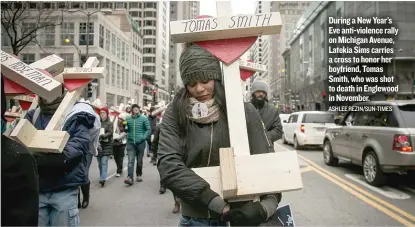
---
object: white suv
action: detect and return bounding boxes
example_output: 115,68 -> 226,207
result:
282,111 -> 336,149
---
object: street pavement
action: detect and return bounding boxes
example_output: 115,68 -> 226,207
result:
80,144 -> 415,226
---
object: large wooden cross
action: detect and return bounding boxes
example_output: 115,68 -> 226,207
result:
10,57 -> 105,153
170,2 -> 303,201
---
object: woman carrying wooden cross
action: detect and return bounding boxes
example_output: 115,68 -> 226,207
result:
157,44 -> 281,226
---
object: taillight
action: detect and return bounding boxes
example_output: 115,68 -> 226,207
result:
300,124 -> 305,133
392,135 -> 412,152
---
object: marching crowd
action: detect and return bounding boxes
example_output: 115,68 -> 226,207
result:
1,43 -> 283,227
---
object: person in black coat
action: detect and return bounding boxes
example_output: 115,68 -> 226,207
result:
1,76 -> 39,226
98,107 -> 114,187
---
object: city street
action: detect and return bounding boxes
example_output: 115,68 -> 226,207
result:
80,142 -> 415,226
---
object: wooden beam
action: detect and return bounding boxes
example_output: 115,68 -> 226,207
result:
192,151 -> 303,200
219,148 -> 238,199
62,67 -> 106,79
239,59 -> 266,72
1,50 -> 63,101
45,57 -> 102,131
29,54 -> 64,77
170,13 -> 282,43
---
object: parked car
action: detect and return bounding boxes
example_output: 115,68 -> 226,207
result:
282,111 -> 336,149
279,114 -> 290,127
323,100 -> 415,186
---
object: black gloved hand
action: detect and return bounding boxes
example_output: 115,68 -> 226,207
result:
222,202 -> 267,226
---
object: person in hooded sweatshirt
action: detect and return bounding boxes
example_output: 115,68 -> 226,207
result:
1,76 -> 39,226
249,78 -> 283,144
157,43 -> 281,227
97,107 -> 114,187
24,75 -> 100,226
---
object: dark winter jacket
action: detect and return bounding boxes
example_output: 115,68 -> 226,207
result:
150,124 -> 161,158
99,118 -> 113,156
126,114 -> 151,144
255,101 -> 283,143
25,102 -> 97,192
148,115 -> 158,135
157,102 -> 279,220
1,135 -> 39,226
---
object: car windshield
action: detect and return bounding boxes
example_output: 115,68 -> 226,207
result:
302,113 -> 335,124
398,104 -> 415,128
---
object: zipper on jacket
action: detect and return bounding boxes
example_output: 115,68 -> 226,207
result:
261,120 -> 271,147
133,118 -> 136,143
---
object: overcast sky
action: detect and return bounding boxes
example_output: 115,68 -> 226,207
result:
199,1 -> 257,16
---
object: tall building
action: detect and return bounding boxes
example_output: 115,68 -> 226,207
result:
269,1 -> 311,109
250,1 -> 272,84
127,2 -> 170,106
1,2 -> 143,107
169,1 -> 200,98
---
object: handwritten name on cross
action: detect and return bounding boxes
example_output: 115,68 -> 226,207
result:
1,51 -> 63,101
10,57 -> 105,153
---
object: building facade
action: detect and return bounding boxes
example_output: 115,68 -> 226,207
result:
169,1 -> 200,100
269,1 -> 310,110
250,1 -> 272,84
284,1 -> 415,111
1,2 -> 143,107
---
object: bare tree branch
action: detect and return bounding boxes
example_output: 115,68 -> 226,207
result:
1,2 -> 65,55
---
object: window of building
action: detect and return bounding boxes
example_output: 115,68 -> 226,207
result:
129,11 -> 139,17
130,2 -> 139,8
105,59 -> 110,85
116,64 -> 121,87
29,3 -> 37,9
60,22 -> 74,45
59,53 -> 74,67
111,62 -> 116,86
39,53 -> 53,59
43,3 -> 52,9
21,54 -> 35,64
143,66 -> 155,72
121,42 -> 125,61
79,22 -> 94,45
121,66 -> 125,89
99,25 -> 104,49
71,2 -> 80,8
86,2 -> 97,8
125,45 -> 129,63
143,57 -> 155,63
101,2 -> 111,8
105,29 -> 111,52
116,38 -> 121,59
126,69 -> 129,90
111,34 -> 116,55
115,2 -> 125,8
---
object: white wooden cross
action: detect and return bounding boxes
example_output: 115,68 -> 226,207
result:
170,2 -> 302,201
10,57 -> 105,153
238,59 -> 266,73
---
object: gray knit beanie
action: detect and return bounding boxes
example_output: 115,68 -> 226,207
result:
250,77 -> 270,96
179,43 -> 222,85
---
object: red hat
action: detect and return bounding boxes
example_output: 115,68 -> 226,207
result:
100,106 -> 109,115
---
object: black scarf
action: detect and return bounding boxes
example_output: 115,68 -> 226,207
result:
38,92 -> 65,115
251,96 -> 266,109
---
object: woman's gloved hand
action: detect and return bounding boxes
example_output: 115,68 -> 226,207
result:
221,201 -> 267,226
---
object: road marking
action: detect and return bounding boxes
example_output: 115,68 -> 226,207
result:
402,186 -> 415,194
345,174 -> 411,200
300,166 -> 313,173
298,155 -> 415,225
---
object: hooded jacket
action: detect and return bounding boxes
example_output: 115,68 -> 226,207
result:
99,117 -> 114,156
126,113 -> 151,144
25,102 -> 98,192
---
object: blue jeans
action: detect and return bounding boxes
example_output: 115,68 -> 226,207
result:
126,142 -> 146,179
38,188 -> 80,226
97,155 -> 109,181
178,215 -> 227,227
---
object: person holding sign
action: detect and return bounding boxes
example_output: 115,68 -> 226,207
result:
157,44 -> 280,226
250,78 -> 283,144
25,77 -> 100,226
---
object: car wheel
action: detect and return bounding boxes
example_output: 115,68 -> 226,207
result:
293,136 -> 301,150
282,133 -> 287,144
363,151 -> 386,186
323,140 -> 338,166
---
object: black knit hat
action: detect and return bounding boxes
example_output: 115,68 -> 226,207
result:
179,43 -> 222,85
131,104 -> 140,110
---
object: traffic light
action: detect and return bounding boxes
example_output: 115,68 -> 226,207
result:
322,91 -> 327,99
152,89 -> 156,102
87,83 -> 93,98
